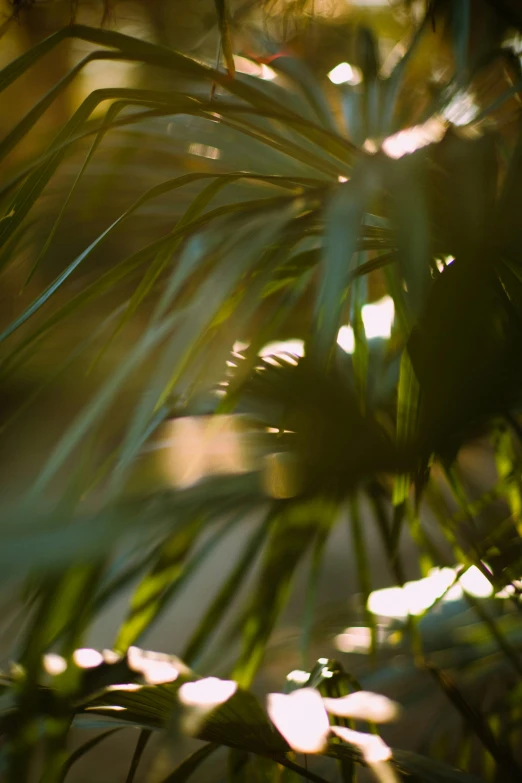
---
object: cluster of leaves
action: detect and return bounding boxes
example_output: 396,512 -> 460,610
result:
1,0 -> 522,781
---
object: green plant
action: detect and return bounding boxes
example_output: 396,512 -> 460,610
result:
1,1 -> 522,781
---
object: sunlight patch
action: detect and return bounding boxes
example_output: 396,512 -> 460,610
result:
323,691 -> 400,723
328,62 -> 363,86
267,688 -> 330,754
73,649 -> 104,669
43,654 -> 67,676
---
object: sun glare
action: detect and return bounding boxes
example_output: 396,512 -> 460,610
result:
178,677 -> 237,708
328,62 -> 363,86
337,296 -> 395,354
367,566 -> 493,619
43,654 -> 67,676
73,648 -> 104,669
323,691 -> 400,723
267,688 -> 330,754
127,646 -> 181,685
381,117 -> 446,159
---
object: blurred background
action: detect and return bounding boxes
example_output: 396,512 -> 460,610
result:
1,1 -> 522,781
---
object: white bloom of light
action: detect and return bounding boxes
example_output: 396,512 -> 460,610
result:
334,626 -> 372,652
337,297 -> 395,354
178,677 -> 238,736
102,649 -> 122,664
368,568 -> 457,618
368,586 -> 409,619
381,117 -> 446,159
362,296 -> 395,339
368,566 -> 493,619
331,725 -> 392,762
323,691 -> 400,723
460,565 -> 493,598
43,654 -> 67,676
287,669 -> 311,686
267,688 -> 330,754
337,325 -> 355,354
232,56 -> 277,81
443,90 -> 480,126
106,683 -> 144,692
259,340 -> 305,359
87,705 -> 125,712
73,648 -> 104,669
127,646 -> 181,685
328,62 -> 363,86
178,677 -> 237,708
261,64 -> 277,81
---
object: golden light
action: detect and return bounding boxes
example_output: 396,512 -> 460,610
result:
263,452 -> 301,499
323,691 -> 400,723
43,654 -> 67,676
267,688 -> 330,754
328,62 -> 363,86
161,415 -> 251,489
188,143 -> 221,160
233,56 -> 277,81
259,340 -> 305,360
73,648 -> 104,669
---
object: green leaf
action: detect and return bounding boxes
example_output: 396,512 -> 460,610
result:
451,0 -> 470,85
62,728 -> 123,782
115,518 -> 203,653
312,176 -> 365,365
349,494 -> 376,657
233,499 -> 337,688
184,685 -> 286,756
125,728 -> 152,783
393,349 -> 420,507
214,0 -> 235,77
392,749 -> 487,783
182,515 -> 271,667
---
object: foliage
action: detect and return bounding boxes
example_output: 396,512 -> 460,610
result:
0,1 -> 522,781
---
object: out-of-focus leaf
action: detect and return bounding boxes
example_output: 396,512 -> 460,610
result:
183,515 -> 271,667
233,499 -> 337,688
392,749 -> 487,783
115,518 -> 203,652
183,685 -> 286,756
271,57 -> 337,132
214,0 -> 235,78
425,663 -> 520,778
160,743 -> 218,782
393,349 -> 420,507
62,728 -> 123,781
125,728 -> 152,783
349,495 -> 376,657
451,1 -> 470,84
312,173 -> 366,365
